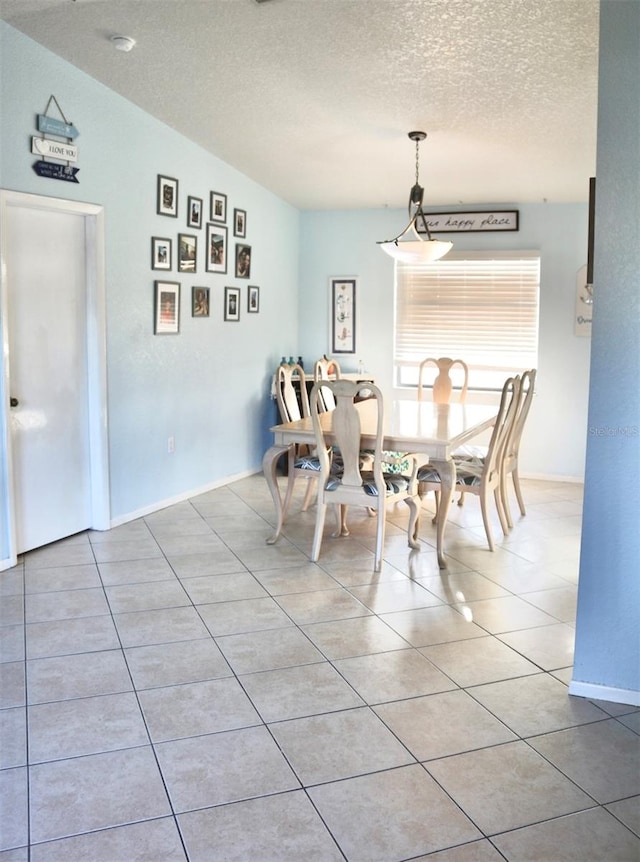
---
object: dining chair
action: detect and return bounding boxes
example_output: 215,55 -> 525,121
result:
417,357 -> 469,404
501,368 -> 537,528
416,375 -> 521,551
313,355 -> 342,412
274,362 -> 320,516
309,379 -> 421,572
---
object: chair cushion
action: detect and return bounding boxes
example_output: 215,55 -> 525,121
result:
294,455 -> 322,471
325,472 -> 410,496
454,444 -> 487,465
417,463 -> 481,487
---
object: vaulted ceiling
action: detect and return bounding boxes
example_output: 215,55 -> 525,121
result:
0,0 -> 599,209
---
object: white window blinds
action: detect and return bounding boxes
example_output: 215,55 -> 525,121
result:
394,250 -> 540,389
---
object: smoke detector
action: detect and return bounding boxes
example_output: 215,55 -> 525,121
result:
111,35 -> 136,52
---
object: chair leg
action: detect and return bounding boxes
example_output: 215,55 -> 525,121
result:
431,490 -> 440,525
311,502 -> 327,562
500,471 -> 513,530
479,493 -> 495,552
457,491 -> 465,507
494,487 -> 510,536
374,505 -> 385,572
282,447 -> 297,519
512,468 -> 527,516
301,476 -> 315,512
405,496 -> 421,549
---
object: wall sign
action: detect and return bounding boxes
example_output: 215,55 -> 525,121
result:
31,137 -> 78,162
32,95 -> 81,184
416,210 -> 519,233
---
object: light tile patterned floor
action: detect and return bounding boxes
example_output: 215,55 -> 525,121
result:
1,475 -> 639,861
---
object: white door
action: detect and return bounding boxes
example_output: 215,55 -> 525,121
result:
1,193 -> 109,557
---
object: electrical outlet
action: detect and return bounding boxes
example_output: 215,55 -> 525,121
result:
167,436 -> 175,454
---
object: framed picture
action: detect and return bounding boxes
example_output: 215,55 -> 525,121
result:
151,236 -> 172,271
192,286 -> 210,317
234,208 -> 247,238
330,276 -> 357,354
178,233 -> 197,273
205,223 -> 227,273
154,280 -> 180,334
224,286 -> 240,322
157,175 -> 178,217
187,196 -> 203,229
235,243 -> 251,278
247,284 -> 260,313
210,191 -> 227,223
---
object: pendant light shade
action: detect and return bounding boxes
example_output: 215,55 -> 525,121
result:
378,131 -> 452,263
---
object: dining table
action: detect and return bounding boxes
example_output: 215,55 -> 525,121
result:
262,398 -> 498,569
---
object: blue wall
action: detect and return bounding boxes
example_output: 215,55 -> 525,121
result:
572,0 -> 640,702
0,22 -> 299,547
298,203 -> 592,480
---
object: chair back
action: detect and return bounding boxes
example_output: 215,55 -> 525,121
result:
418,357 -> 469,403
275,362 -> 309,423
482,375 -> 521,485
310,379 -> 385,500
505,368 -> 536,465
313,355 -> 342,412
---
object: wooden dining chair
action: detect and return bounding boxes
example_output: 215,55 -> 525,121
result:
416,375 -> 521,551
501,368 -> 537,528
274,362 -> 320,516
313,355 -> 341,412
417,357 -> 469,404
309,379 -> 421,572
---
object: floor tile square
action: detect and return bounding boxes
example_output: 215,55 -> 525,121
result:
155,726 -> 299,812
24,541 -> 95,571
521,586 -> 578,622
348,579 -> 444,613
528,719 -> 640,803
468,673 -> 608,737
497,622 -> 575,670
87,520 -> 154,544
333,648 -> 456,704
138,677 -> 260,742
112,606 -> 210,647
97,557 -> 177,586
0,662 -> 25,709
124,638 -> 231,689
308,764 -> 481,861
25,615 -> 120,659
239,661 -> 363,722
27,650 -> 132,704
380,605 -> 486,647
0,625 -> 25,663
252,563 -> 341,595
455,595 -> 559,634
420,635 -> 539,687
605,795 -> 640,837
216,626 -> 323,674
374,689 -> 516,761
275,587 -> 371,624
178,791 -> 343,861
301,615 -> 409,659
25,587 -> 109,623
24,564 -> 101,594
0,767 -> 28,851
410,839 -> 505,860
317,558 -> 408,587
165,549 -> 247,578
491,807 -> 640,861
416,570 -> 510,603
91,538 -> 162,564
197,596 -> 293,636
0,595 -> 24,626
0,707 -> 26,768
29,747 -> 171,844
270,707 -> 414,785
426,740 -> 594,835
180,571 -> 268,604
104,579 -> 190,613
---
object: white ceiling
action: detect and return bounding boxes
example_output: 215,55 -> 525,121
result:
0,0 -> 599,210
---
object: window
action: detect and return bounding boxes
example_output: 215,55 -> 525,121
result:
394,250 -> 540,391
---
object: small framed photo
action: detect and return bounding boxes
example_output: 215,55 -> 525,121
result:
210,191 -> 227,223
234,208 -> 247,238
151,236 -> 172,271
224,286 -> 240,322
330,276 -> 357,354
178,233 -> 197,273
205,223 -> 227,273
192,286 -> 210,317
247,285 -> 260,313
157,175 -> 178,217
235,243 -> 251,278
154,280 -> 180,334
187,196 -> 203,229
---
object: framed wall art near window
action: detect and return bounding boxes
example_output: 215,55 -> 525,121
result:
154,280 -> 180,334
247,285 -> 259,313
234,208 -> 246,238
224,286 -> 240,322
205,223 -> 227,274
151,236 -> 172,271
192,286 -> 210,317
235,243 -> 251,278
210,191 -> 227,223
157,174 -> 178,217
330,276 -> 357,354
178,233 -> 197,273
187,196 -> 203,229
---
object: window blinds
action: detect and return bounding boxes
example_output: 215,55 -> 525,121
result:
395,250 -> 540,379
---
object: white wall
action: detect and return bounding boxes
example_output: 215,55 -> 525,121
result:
0,22 -> 299,559
299,203 -> 591,480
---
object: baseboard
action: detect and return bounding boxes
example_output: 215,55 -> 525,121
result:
521,471 -> 584,484
568,679 -> 640,707
107,467 -> 261,530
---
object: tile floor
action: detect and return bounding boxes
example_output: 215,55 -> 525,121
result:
1,475 -> 639,861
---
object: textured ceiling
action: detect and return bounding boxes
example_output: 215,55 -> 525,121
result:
0,0 -> 600,209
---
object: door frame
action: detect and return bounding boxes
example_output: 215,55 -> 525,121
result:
0,190 -> 110,570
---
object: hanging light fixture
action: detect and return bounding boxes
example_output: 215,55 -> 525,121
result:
378,131 -> 452,264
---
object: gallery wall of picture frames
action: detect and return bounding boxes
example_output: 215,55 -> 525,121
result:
152,173 -> 260,332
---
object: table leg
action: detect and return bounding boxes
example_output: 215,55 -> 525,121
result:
262,443 -> 290,544
430,458 -> 456,569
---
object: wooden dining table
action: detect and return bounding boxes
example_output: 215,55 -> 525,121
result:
262,398 -> 498,569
